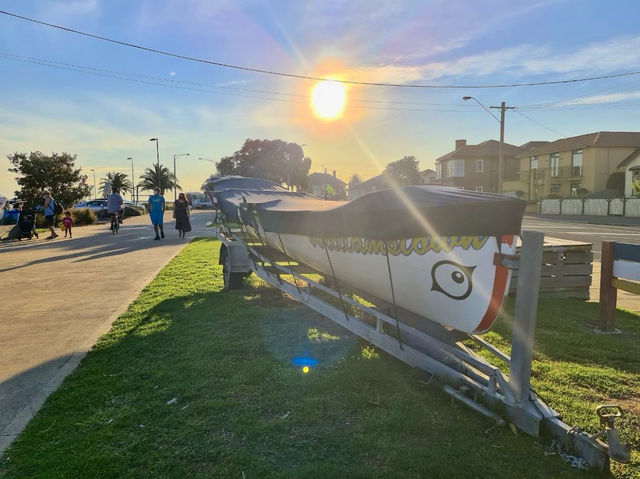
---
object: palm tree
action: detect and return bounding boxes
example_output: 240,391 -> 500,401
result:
138,164 -> 180,196
99,172 -> 132,197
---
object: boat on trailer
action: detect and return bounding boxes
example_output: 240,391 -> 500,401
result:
209,176 -> 526,334
206,175 -> 629,471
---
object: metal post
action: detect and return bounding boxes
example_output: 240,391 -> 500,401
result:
127,157 -> 134,202
173,153 -> 189,203
498,101 -> 505,194
149,138 -> 159,167
599,241 -> 617,331
510,230 -> 544,402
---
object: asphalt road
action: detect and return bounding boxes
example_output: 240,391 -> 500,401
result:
522,216 -> 640,262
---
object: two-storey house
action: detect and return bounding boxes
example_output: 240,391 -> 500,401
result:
435,139 -> 524,193
517,132 -> 640,200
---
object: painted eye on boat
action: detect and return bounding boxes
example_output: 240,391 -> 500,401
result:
430,260 -> 476,300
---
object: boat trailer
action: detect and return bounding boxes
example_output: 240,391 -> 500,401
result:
215,223 -> 630,472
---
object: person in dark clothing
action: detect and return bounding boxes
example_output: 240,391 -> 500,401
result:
173,192 -> 192,238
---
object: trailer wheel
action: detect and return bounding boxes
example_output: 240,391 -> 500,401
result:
221,247 -> 245,290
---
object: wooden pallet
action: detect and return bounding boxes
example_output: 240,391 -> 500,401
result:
510,237 -> 592,299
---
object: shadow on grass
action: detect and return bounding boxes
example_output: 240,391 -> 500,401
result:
0,239 -> 610,478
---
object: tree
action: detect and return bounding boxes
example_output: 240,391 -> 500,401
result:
606,171 -> 625,196
138,164 -> 180,196
100,172 -> 132,198
348,174 -> 362,189
215,139 -> 311,189
7,151 -> 91,208
383,156 -> 422,186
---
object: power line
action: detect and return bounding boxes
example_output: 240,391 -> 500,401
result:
3,9 -> 640,89
513,110 -> 564,137
6,52 -> 640,115
0,53 -> 474,113
0,52 -> 472,108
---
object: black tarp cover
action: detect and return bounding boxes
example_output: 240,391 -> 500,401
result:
213,177 -> 526,240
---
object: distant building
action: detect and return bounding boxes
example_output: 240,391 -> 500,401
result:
308,171 -> 346,199
435,139 -> 524,194
421,168 -> 437,184
517,131 -> 640,200
348,174 -> 386,200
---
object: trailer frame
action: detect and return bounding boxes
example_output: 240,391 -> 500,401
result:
215,224 -> 618,472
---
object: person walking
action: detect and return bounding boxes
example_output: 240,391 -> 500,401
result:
148,187 -> 166,240
173,192 -> 192,238
41,190 -> 58,239
62,211 -> 73,238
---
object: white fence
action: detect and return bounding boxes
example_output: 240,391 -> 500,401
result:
541,197 -> 640,217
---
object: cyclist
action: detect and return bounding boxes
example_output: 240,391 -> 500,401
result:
106,187 -> 124,232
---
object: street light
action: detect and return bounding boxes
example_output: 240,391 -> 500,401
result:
173,153 -> 189,202
90,168 -> 96,199
463,96 -> 513,194
198,157 -> 215,163
149,138 -> 159,167
127,157 -> 135,203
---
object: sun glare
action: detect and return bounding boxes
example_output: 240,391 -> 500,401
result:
311,80 -> 346,120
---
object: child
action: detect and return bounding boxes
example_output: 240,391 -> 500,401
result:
62,211 -> 73,238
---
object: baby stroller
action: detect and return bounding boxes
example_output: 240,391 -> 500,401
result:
16,210 -> 39,240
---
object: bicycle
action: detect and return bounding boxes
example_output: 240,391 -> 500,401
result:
110,211 -> 121,234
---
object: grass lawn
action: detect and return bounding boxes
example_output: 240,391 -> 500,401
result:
0,238 -> 638,478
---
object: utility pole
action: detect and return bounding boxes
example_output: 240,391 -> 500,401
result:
173,153 -> 190,202
490,101 -> 515,194
127,157 -> 134,202
90,168 -> 96,199
149,138 -> 159,167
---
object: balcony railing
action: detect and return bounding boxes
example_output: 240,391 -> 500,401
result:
521,166 -> 582,182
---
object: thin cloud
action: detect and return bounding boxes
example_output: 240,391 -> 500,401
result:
353,34 -> 640,85
548,90 -> 640,107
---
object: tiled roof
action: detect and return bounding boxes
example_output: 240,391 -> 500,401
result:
617,148 -> 640,168
519,141 -> 549,151
435,140 -> 523,163
516,131 -> 640,157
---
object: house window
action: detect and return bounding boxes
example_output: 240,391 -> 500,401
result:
572,150 -> 583,176
550,153 -> 560,177
550,184 -> 561,194
446,159 -> 465,178
530,156 -> 538,170
476,186 -> 483,192
476,159 -> 483,173
435,163 -> 442,180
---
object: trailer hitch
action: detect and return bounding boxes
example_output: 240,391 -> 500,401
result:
591,405 -> 631,464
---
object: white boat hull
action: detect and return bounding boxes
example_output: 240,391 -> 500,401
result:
263,231 -> 516,334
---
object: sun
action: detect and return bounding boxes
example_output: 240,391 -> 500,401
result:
311,80 -> 346,120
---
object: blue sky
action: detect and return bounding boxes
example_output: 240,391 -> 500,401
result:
2,0 -> 640,197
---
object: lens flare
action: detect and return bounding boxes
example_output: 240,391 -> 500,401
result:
302,366 -> 310,374
311,80 -> 346,120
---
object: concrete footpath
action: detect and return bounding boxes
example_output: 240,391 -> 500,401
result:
0,210 -> 215,455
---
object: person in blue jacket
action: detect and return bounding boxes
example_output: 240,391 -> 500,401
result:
148,187 -> 166,240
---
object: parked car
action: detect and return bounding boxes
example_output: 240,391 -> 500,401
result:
74,199 -> 145,217
192,198 -> 214,209
187,193 -> 214,209
74,200 -> 107,211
